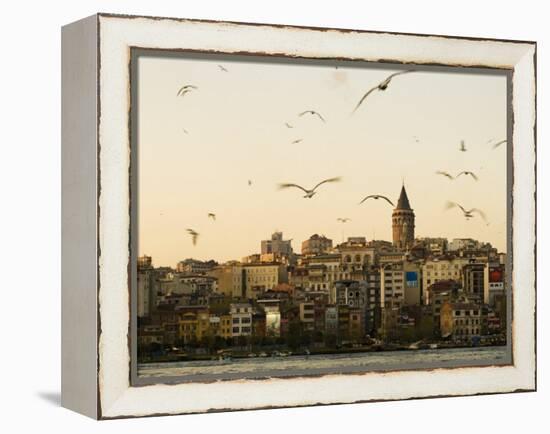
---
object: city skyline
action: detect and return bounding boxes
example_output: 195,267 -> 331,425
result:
137,53 -> 508,266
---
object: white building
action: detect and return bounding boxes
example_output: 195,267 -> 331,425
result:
230,303 -> 253,337
448,238 -> 481,251
257,299 -> 281,337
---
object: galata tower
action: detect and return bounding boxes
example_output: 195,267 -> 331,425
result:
392,184 -> 415,249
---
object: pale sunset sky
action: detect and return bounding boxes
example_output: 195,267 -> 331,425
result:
136,52 -> 508,268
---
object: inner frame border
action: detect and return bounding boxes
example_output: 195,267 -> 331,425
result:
128,48 -> 514,387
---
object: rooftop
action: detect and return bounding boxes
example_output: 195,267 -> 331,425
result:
396,185 -> 412,210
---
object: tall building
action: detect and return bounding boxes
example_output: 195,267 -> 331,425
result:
392,185 -> 415,249
137,255 -> 156,317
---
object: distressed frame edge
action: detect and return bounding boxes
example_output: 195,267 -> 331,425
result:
94,14 -> 537,419
61,13 -> 101,420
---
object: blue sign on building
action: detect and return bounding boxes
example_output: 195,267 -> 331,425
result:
406,271 -> 418,287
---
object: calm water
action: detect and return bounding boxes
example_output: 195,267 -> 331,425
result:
138,346 -> 509,381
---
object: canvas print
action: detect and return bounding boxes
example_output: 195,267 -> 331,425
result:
133,51 -> 510,382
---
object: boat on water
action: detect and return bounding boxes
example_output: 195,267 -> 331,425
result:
216,349 -> 233,362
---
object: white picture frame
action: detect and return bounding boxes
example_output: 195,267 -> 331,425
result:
61,13 -> 536,419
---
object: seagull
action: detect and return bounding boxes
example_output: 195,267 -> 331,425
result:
491,139 -> 507,149
176,84 -> 198,97
298,110 -> 326,123
248,179 -> 252,186
285,122 -> 294,129
217,64 -> 228,72
291,139 -> 303,144
337,218 -> 351,223
359,195 -> 394,206
456,171 -> 478,181
208,213 -> 216,221
352,70 -> 415,114
459,140 -> 467,152
445,202 -> 487,221
182,128 -> 189,134
186,228 -> 199,245
436,170 -> 478,181
436,171 -> 455,180
278,177 -> 341,198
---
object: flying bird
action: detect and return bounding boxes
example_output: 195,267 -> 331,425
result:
285,122 -> 294,129
456,171 -> 478,181
352,70 -> 415,114
436,170 -> 478,181
182,128 -> 189,135
298,110 -> 326,123
459,140 -> 467,152
445,202 -> 487,221
359,195 -> 394,206
176,84 -> 198,97
208,213 -> 216,221
248,179 -> 252,186
186,228 -> 199,245
217,64 -> 228,72
436,171 -> 455,180
337,218 -> 351,223
278,177 -> 341,198
291,139 -> 303,144
491,139 -> 507,149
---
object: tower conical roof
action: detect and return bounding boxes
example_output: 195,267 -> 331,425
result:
396,185 -> 411,210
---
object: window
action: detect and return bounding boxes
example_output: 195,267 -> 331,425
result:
232,327 -> 239,333
232,318 -> 240,324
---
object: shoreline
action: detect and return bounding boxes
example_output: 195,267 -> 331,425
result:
138,341 -> 507,366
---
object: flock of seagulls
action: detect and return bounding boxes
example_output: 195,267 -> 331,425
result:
436,170 -> 478,181
175,64 -> 505,246
438,136 -> 507,222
